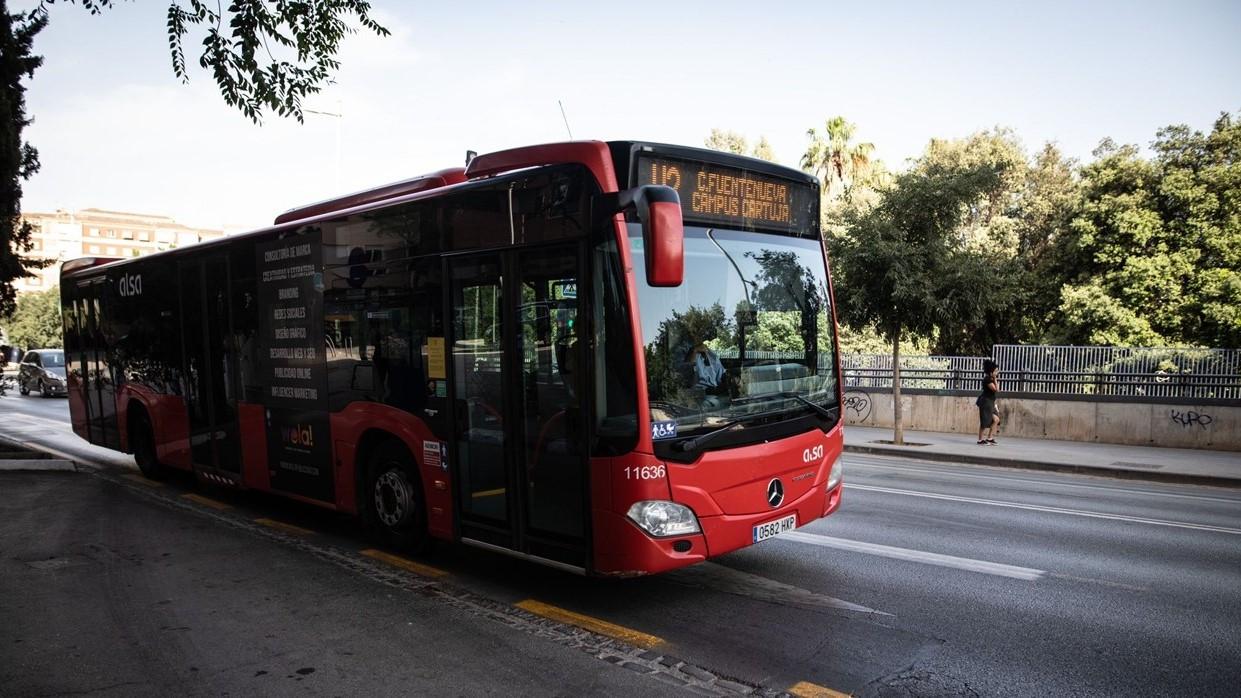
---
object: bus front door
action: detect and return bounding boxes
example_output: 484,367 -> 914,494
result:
449,245 -> 588,571
179,256 -> 242,482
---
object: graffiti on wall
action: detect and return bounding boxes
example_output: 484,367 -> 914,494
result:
845,390 -> 872,422
1170,410 -> 1213,430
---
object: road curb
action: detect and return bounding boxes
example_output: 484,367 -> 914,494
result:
0,434 -> 81,473
843,444 -> 1241,489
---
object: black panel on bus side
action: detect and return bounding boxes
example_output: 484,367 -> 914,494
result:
110,258 -> 183,398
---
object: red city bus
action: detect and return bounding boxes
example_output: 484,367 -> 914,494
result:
60,140 -> 844,576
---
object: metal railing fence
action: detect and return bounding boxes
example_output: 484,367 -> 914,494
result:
844,345 -> 1241,401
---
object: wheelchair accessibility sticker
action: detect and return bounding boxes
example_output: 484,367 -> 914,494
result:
651,420 -> 678,441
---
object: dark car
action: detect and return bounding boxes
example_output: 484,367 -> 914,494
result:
19,349 -> 68,397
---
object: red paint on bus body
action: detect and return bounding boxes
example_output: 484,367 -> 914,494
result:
273,168 -> 467,225
328,403 -> 453,540
67,372 -> 88,440
114,383 -> 192,471
466,141 -> 620,193
237,402 -> 269,490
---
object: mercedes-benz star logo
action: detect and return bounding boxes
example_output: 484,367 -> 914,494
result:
766,478 -> 784,508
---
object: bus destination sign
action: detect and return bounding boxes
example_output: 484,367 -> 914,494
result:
635,154 -> 815,233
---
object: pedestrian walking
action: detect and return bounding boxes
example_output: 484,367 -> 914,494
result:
976,359 -> 1001,444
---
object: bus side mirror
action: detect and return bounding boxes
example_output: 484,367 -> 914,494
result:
608,185 -> 684,287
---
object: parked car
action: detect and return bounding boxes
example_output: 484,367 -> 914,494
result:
19,349 -> 68,397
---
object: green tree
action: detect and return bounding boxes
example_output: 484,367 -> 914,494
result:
1,284 -> 60,349
1048,113 -> 1241,348
835,160 -> 1009,443
703,128 -> 778,162
0,3 -> 49,319
1,0 -> 388,316
910,128 -> 1078,354
801,116 -> 878,207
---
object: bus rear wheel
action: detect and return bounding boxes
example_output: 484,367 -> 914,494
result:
365,440 -> 428,553
131,411 -> 166,480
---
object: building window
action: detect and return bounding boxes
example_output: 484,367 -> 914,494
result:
88,244 -> 101,253
138,231 -> 150,241
122,229 -> 133,239
106,246 -> 117,255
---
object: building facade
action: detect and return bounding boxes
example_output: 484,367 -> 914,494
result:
14,209 -> 227,294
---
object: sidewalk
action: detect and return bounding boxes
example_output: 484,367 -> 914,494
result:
844,425 -> 1241,487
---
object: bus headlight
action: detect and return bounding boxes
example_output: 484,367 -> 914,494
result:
626,501 -> 701,538
826,454 -> 843,491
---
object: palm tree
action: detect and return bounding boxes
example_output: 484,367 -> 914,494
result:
801,117 -> 875,204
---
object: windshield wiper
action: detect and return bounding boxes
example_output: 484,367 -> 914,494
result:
676,419 -> 744,452
733,391 -> 839,421
675,392 -> 838,452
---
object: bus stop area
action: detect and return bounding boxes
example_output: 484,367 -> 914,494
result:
0,469 -> 697,697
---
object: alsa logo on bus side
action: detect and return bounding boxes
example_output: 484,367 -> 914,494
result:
117,273 -> 143,297
282,423 -> 315,448
803,445 -> 824,463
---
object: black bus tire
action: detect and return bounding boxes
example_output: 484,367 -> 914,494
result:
19,378 -> 29,395
131,411 -> 166,480
365,440 -> 429,553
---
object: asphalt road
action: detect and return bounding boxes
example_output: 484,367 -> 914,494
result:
3,393 -> 1239,696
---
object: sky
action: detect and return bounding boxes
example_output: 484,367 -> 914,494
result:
14,0 -> 1241,231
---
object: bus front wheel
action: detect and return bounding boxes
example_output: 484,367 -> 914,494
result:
131,411 -> 166,480
365,440 -> 428,553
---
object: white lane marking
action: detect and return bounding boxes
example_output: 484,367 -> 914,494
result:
782,531 -> 1045,581
667,561 -> 890,615
845,455 -> 1241,504
848,483 -> 1241,535
4,412 -> 70,429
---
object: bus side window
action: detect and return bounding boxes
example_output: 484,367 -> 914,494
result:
510,166 -> 594,245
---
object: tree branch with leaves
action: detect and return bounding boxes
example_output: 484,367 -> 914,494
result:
40,0 -> 389,123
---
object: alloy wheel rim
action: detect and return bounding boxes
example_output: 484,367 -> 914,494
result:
374,468 -> 411,528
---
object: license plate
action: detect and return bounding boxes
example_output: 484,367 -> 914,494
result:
752,514 -> 797,543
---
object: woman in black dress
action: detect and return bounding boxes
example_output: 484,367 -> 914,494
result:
976,359 -> 1001,444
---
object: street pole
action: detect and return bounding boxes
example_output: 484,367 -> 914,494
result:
305,99 -> 343,190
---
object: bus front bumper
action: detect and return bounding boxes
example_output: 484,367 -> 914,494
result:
593,482 -> 842,577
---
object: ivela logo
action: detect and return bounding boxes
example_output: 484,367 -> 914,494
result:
282,423 -> 315,448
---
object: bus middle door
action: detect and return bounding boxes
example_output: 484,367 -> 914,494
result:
179,255 -> 242,482
449,245 -> 588,571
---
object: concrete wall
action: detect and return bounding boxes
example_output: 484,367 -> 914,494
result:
843,389 -> 1240,451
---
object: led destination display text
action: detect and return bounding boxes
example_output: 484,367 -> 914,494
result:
635,155 -> 815,233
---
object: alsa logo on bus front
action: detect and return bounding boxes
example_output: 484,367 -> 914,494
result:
281,423 -> 315,448
117,273 -> 143,297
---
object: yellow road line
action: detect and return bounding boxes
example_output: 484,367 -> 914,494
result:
181,493 -> 231,510
515,599 -> 663,650
471,487 -> 506,498
121,473 -> 162,487
788,681 -> 851,698
255,518 -> 315,536
360,549 -> 448,578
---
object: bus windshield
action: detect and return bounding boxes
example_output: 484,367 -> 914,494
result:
629,225 -> 838,445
